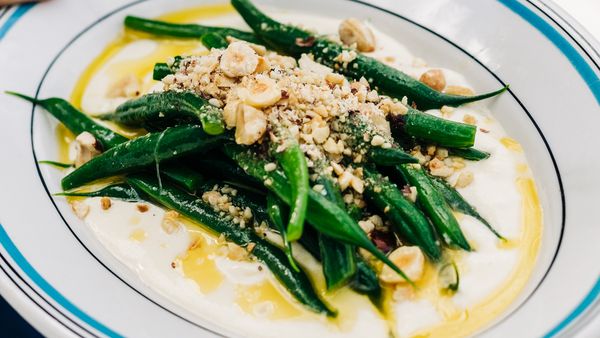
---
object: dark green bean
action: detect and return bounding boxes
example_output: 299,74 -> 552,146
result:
7,92 -> 127,148
160,164 -> 205,192
363,167 -> 441,260
125,15 -> 261,43
62,126 -> 227,189
192,156 -> 265,195
100,91 -> 225,135
152,56 -> 182,81
390,108 -> 477,148
397,164 -> 471,250
201,32 -> 229,49
370,147 -> 418,166
273,141 -> 309,242
447,147 -> 490,161
350,256 -> 382,304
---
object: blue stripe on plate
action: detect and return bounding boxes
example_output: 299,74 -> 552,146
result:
0,223 -> 122,337
499,0 -> 600,104
499,0 -> 600,336
0,0 -> 598,337
543,276 -> 600,337
0,3 -> 35,40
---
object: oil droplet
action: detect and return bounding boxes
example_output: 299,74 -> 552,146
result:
516,163 -> 528,174
129,228 -> 147,242
181,235 -> 224,293
55,124 -> 74,163
129,215 -> 141,225
236,281 -> 303,320
497,238 -> 520,250
500,137 -> 523,152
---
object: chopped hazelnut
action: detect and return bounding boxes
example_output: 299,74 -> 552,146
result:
445,85 -> 475,96
100,197 -> 111,210
455,171 -> 474,188
338,18 -> 376,52
419,69 -> 446,92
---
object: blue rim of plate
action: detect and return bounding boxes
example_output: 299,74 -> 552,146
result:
0,0 -> 598,337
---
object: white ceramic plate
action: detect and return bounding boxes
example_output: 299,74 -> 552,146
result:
0,0 -> 599,337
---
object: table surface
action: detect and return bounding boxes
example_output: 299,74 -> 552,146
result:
0,0 -> 598,337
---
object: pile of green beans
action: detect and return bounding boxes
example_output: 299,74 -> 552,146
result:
5,0 -> 510,315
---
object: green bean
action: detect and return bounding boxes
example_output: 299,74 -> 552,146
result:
316,177 -> 357,291
428,176 -> 504,239
100,91 -> 225,135
192,156 -> 265,195
160,164 -> 205,192
370,147 -> 418,166
363,167 -> 441,260
153,63 -> 172,81
341,113 -> 417,165
230,0 -> 506,110
318,234 -> 357,290
266,193 -> 299,271
56,183 -> 144,201
390,108 -> 477,148
224,144 -> 414,284
8,92 -> 209,193
62,126 -> 227,189
7,92 -> 127,148
297,226 -> 321,260
397,164 -> 471,250
273,140 -> 309,242
201,32 -> 229,49
127,174 -> 335,316
447,147 -> 490,161
152,56 -> 182,81
124,15 -> 261,43
350,256 -> 382,303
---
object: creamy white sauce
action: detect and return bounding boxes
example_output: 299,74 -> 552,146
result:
76,10 -> 536,338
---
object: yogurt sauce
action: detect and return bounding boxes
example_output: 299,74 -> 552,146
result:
64,5 -> 542,337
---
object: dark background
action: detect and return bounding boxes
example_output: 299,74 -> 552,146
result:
0,296 -> 42,337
